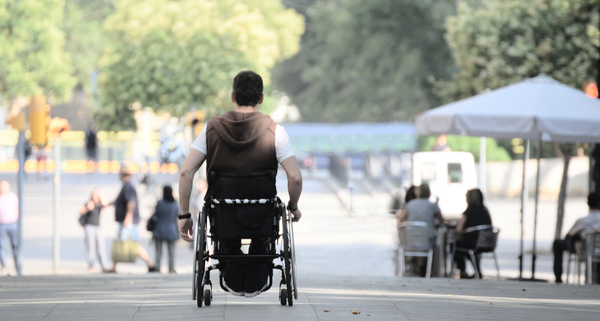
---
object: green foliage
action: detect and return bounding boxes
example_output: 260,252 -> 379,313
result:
272,0 -> 456,122
437,0 -> 599,102
96,0 -> 304,130
0,0 -> 76,101
418,135 -> 511,162
62,0 -> 115,91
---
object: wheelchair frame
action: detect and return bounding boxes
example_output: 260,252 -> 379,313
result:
192,197 -> 297,307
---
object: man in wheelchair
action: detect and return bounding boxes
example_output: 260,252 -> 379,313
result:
178,70 -> 303,298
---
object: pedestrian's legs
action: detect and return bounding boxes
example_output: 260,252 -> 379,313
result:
167,241 -> 175,273
1,223 -> 19,271
7,223 -> 19,272
553,239 -> 570,283
94,227 -> 109,270
0,224 -> 8,267
154,239 -> 163,271
84,225 -> 97,269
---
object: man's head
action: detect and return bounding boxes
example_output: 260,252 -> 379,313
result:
588,192 -> 600,210
119,164 -> 132,183
418,184 -> 431,199
0,180 -> 10,195
232,71 -> 263,108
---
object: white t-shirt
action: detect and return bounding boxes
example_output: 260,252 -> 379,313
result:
190,124 -> 295,163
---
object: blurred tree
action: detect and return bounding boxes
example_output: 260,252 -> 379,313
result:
0,0 -> 76,102
440,0 -> 599,239
417,135 -> 511,162
439,0 -> 598,100
62,0 -> 115,91
96,0 -> 304,130
272,0 -> 456,122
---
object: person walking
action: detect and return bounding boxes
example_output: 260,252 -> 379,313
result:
0,180 -> 19,275
107,165 -> 157,273
85,122 -> 98,165
152,186 -> 179,273
79,188 -> 110,273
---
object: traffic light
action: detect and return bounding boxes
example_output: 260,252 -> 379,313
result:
29,95 -> 50,147
584,81 -> 598,99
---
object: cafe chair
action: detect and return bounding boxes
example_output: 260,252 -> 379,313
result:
566,241 -> 586,285
584,231 -> 600,285
452,225 -> 500,280
397,221 -> 433,278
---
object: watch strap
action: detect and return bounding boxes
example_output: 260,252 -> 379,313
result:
178,213 -> 192,220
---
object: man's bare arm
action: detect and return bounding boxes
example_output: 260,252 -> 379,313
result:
178,149 -> 206,241
280,156 -> 303,222
123,200 -> 135,227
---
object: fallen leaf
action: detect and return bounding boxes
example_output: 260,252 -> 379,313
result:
351,310 -> 361,315
323,310 -> 330,313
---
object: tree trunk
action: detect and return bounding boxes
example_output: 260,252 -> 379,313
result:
555,145 -> 574,239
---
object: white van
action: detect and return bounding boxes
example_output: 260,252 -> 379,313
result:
411,151 -> 478,220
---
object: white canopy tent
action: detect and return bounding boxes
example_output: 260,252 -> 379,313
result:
415,74 -> 600,280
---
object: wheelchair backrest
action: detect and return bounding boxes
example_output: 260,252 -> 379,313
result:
207,172 -> 282,240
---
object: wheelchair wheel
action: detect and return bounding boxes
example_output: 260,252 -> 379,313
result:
204,288 -> 212,306
280,288 -> 287,306
194,209 -> 208,307
282,209 -> 294,306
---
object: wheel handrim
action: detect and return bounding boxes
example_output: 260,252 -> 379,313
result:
289,217 -> 298,300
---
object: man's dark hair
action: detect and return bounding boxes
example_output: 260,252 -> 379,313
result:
588,192 -> 600,209
232,70 -> 263,107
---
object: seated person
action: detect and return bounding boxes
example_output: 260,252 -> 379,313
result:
553,192 -> 600,284
398,184 -> 444,276
395,185 -> 417,229
454,188 -> 492,279
178,71 -> 303,297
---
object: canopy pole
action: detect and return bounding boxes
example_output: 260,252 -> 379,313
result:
479,137 -> 487,196
518,140 -> 530,279
531,138 -> 542,279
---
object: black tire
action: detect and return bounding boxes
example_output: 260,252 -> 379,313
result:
204,288 -> 211,306
280,288 -> 287,306
282,210 -> 293,306
195,209 -> 207,308
196,280 -> 203,307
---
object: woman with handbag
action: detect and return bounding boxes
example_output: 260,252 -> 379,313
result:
79,188 -> 110,273
152,185 -> 180,273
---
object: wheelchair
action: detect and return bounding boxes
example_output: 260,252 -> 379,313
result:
192,173 -> 298,307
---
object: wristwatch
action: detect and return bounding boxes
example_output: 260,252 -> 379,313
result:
178,213 -> 191,220
287,202 -> 298,212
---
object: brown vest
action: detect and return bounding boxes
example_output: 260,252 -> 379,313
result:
205,111 -> 278,178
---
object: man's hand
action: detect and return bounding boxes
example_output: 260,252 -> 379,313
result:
291,208 -> 302,222
179,218 -> 194,242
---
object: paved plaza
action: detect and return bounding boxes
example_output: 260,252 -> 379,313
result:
1,273 -> 599,320
0,172 -> 598,320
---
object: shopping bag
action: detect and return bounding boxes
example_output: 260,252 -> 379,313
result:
111,229 -> 138,263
